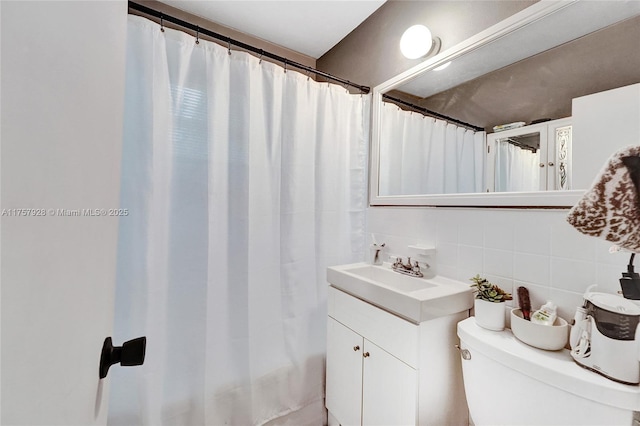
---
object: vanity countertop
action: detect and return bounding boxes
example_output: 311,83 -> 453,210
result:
327,262 -> 474,323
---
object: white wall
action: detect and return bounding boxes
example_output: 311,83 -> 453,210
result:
1,1 -> 127,424
368,206 -> 628,323
572,83 -> 640,189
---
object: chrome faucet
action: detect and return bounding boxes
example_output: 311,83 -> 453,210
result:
391,256 -> 425,278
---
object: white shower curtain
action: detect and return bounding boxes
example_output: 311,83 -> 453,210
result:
494,140 -> 540,192
379,102 -> 485,195
109,16 -> 367,425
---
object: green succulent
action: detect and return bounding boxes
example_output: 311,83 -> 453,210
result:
469,274 -> 512,303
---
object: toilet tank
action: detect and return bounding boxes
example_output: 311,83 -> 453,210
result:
457,318 -> 640,426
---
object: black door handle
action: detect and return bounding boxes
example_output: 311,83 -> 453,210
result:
99,336 -> 146,379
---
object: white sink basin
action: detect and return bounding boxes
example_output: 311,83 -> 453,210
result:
327,262 -> 474,323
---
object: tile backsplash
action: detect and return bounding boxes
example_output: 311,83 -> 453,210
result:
367,206 -> 629,322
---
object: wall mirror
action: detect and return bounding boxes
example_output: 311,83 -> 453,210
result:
370,1 -> 640,207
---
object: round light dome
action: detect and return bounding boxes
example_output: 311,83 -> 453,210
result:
400,25 -> 433,59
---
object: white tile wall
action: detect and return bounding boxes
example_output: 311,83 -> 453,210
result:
367,206 -> 632,322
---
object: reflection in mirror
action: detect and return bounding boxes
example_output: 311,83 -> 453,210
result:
370,1 -> 640,206
378,100 -> 485,196
485,119 -> 572,194
494,132 -> 540,193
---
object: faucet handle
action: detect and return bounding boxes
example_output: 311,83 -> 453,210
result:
415,260 -> 430,270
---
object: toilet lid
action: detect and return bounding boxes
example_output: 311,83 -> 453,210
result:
585,292 -> 640,315
457,317 -> 640,411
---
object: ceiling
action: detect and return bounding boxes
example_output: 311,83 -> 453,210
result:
157,1 -> 386,59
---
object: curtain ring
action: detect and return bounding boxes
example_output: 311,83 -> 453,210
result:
160,16 -> 165,32
258,50 -> 263,64
195,26 -> 200,44
306,69 -> 310,81
283,60 -> 287,73
228,40 -> 232,55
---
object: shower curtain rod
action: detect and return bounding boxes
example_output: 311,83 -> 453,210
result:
502,137 -> 537,153
382,94 -> 484,132
128,1 -> 371,94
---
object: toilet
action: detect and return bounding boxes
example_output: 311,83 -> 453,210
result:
457,317 -> 640,426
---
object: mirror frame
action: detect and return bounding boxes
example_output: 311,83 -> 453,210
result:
368,1 -> 622,207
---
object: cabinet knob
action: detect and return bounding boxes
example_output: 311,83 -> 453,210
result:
353,345 -> 360,351
363,352 -> 370,358
539,163 -> 545,168
548,161 -> 555,167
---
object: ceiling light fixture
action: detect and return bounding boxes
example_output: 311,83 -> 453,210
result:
399,24 -> 441,60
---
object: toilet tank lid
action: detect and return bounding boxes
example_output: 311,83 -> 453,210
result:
457,317 -> 640,412
585,291 -> 640,315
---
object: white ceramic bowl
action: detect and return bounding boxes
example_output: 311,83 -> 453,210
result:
510,308 -> 569,351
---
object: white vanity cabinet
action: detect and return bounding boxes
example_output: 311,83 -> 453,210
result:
326,318 -> 417,426
326,286 -> 468,426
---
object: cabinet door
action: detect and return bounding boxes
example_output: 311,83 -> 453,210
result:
546,118 -> 572,190
326,317 -> 364,426
362,340 -> 417,426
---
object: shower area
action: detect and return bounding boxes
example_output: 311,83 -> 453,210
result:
108,10 -> 369,426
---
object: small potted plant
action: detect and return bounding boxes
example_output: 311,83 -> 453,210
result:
470,275 -> 512,331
